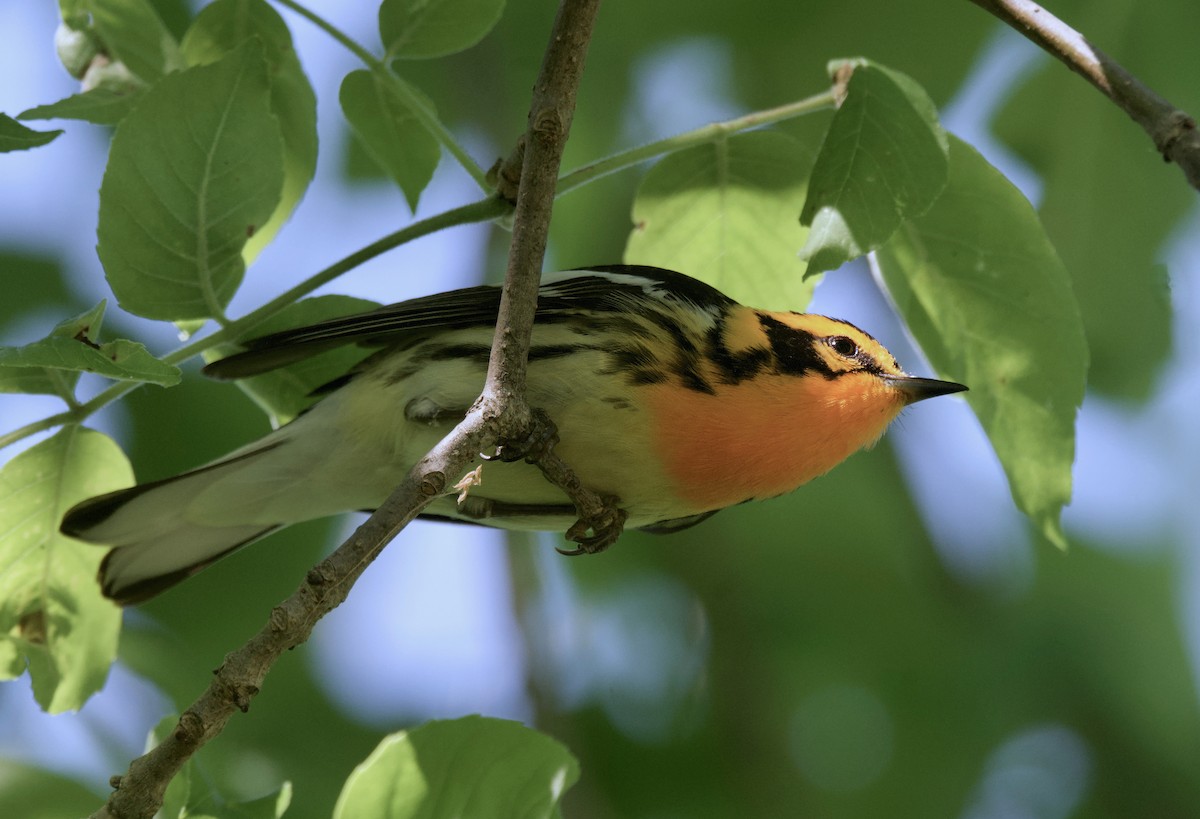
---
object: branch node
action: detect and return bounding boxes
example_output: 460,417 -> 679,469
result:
419,471 -> 447,497
487,135 -> 526,203
1156,110 -> 1196,157
306,564 -> 330,586
109,775 -> 122,790
532,107 -> 565,142
176,710 -> 204,742
829,60 -> 858,107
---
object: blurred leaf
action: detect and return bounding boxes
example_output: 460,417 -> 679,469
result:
339,70 -> 440,211
334,716 -> 578,819
994,2 -> 1194,400
799,60 -> 949,275
625,131 -> 816,311
0,426 -> 128,712
876,137 -> 1087,548
87,0 -> 183,83
0,114 -> 62,152
147,714 -> 294,818
147,715 -> 192,819
19,87 -> 144,125
0,760 -> 100,819
215,295 -> 380,425
0,253 -> 71,330
379,0 -> 507,60
97,40 -> 284,320
181,0 -> 319,263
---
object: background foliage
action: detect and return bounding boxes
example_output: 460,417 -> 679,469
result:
1,0 -> 1199,817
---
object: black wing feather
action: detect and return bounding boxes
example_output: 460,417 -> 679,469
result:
204,265 -> 724,380
205,285 -> 504,379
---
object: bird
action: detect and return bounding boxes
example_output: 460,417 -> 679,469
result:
61,265 -> 967,604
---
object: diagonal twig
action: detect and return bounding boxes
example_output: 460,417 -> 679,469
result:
89,1 -> 602,816
968,0 -> 1200,192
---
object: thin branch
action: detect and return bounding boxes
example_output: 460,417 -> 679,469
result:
969,0 -> 1200,192
478,0 -> 617,548
556,90 -> 836,196
89,2 -> 601,817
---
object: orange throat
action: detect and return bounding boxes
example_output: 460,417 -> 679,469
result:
647,373 -> 905,510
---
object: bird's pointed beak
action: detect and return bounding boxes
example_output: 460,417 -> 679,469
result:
883,375 -> 968,404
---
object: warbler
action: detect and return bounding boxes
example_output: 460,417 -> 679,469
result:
61,265 -> 966,604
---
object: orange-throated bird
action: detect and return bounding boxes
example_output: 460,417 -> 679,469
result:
61,265 -> 967,604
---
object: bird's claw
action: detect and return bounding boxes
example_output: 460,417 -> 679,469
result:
557,501 -> 627,556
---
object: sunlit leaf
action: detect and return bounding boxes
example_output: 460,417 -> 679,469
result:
96,40 -> 284,320
875,137 -> 1087,548
379,0 -> 506,60
0,427 -> 129,712
181,0 -> 318,263
339,70 -> 440,211
799,60 -> 949,275
334,716 -> 578,819
0,114 -> 62,152
626,131 -> 816,311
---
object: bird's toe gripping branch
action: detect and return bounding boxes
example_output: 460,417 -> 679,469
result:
483,406 -> 560,464
558,500 -> 628,556
488,406 -> 629,555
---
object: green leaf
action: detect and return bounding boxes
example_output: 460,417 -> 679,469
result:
181,0 -> 319,264
995,43 -> 1187,400
220,782 -> 293,818
19,86 -> 144,126
0,427 -> 129,712
0,303 -> 105,398
875,137 -> 1087,549
799,60 -> 949,275
87,0 -> 183,83
215,295 -> 380,425
379,0 -> 506,60
339,70 -> 440,211
0,337 -> 181,387
333,716 -> 579,819
0,761 -> 101,819
0,302 -> 180,394
625,131 -> 816,311
97,40 -> 284,321
0,114 -> 62,152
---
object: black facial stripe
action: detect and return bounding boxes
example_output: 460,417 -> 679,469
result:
759,314 -> 834,377
705,322 -> 772,384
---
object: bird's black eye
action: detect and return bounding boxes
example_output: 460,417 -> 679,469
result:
827,336 -> 859,358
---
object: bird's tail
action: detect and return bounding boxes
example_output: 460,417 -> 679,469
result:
61,441 -> 291,605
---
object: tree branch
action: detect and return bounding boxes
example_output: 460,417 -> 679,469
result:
90,2 -> 602,817
968,0 -> 1200,192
